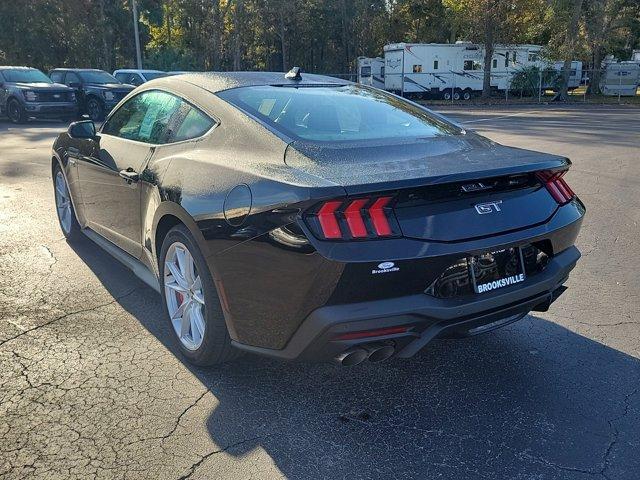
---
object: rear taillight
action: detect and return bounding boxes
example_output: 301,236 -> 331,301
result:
536,170 -> 575,205
306,196 -> 399,241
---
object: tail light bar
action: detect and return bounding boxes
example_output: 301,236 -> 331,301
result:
306,195 -> 400,241
536,170 -> 575,205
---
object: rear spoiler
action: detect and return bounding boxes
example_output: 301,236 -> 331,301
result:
342,158 -> 571,196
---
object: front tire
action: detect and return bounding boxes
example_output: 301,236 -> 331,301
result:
53,164 -> 81,240
86,97 -> 104,122
7,99 -> 26,124
159,225 -> 239,365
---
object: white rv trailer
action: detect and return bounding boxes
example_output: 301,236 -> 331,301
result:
383,42 -> 546,98
357,57 -> 385,89
381,42 -> 582,98
600,61 -> 640,96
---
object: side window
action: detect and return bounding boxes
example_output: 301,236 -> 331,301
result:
114,73 -> 128,83
171,105 -> 215,142
129,74 -> 144,86
102,90 -> 181,144
50,71 -> 64,83
505,52 -> 510,68
433,60 -> 439,70
66,72 -> 81,86
412,65 -> 422,73
360,66 -> 371,77
380,66 -> 385,78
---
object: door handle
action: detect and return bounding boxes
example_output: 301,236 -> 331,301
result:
119,168 -> 139,184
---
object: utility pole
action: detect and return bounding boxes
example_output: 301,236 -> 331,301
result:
132,0 -> 143,69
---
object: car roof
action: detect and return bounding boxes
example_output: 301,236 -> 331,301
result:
0,66 -> 39,70
49,68 -> 109,72
152,71 -> 351,94
114,69 -> 165,74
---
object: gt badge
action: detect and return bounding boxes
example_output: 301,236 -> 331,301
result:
474,200 -> 502,215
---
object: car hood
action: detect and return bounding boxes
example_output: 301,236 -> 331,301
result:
10,82 -> 72,91
284,133 -> 570,195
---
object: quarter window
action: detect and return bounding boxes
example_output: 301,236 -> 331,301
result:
172,105 -> 215,142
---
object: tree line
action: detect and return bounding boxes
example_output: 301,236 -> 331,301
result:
1,0 -> 639,92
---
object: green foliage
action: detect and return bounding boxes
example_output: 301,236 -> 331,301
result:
0,0 -> 637,75
509,66 -> 561,95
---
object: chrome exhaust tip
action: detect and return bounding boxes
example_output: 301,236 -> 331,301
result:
334,348 -> 368,366
364,343 -> 395,363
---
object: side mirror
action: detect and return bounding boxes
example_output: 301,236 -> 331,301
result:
68,120 -> 96,139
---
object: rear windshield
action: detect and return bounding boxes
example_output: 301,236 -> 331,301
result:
78,71 -> 118,84
1,68 -> 52,83
143,72 -> 167,81
218,85 -> 459,142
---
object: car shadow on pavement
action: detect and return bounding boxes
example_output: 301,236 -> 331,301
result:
68,235 -> 640,479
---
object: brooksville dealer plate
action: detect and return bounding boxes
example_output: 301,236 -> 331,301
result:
469,247 -> 526,294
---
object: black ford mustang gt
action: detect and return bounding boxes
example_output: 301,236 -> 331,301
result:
51,70 -> 585,366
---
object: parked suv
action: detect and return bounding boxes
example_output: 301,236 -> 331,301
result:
113,69 -> 167,86
49,68 -> 134,121
0,66 -> 77,123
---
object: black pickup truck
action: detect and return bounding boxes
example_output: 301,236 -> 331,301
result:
0,66 -> 77,123
49,68 -> 134,121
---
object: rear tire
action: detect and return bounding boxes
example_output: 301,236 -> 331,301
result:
7,98 -> 26,124
462,89 -> 472,101
159,224 -> 240,366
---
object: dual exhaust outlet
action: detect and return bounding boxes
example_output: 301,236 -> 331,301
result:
334,343 -> 395,366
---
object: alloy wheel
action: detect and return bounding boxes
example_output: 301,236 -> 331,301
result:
164,242 -> 206,351
54,171 -> 72,233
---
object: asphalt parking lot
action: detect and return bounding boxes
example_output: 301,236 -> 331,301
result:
1,105 -> 639,480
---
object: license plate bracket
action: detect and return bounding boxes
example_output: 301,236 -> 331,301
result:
469,247 -> 526,294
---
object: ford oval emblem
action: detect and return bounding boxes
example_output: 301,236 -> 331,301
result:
378,262 -> 395,270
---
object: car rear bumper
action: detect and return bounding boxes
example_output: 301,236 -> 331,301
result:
231,245 -> 580,362
24,102 -> 78,117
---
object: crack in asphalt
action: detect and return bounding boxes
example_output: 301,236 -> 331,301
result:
600,385 -> 639,480
176,436 -> 267,480
0,288 -> 139,348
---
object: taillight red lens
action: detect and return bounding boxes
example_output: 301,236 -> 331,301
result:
310,195 -> 397,240
344,198 -> 369,238
536,170 -> 575,205
369,197 -> 393,236
317,200 -> 342,239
